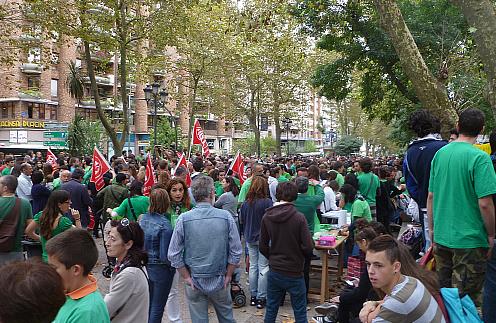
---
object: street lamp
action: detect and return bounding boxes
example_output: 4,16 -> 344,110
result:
144,83 -> 177,159
283,116 -> 292,157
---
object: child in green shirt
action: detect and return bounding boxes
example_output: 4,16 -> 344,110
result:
47,228 -> 110,323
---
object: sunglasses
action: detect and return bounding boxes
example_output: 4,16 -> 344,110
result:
120,218 -> 134,236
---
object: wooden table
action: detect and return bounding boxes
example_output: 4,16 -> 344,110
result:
312,232 -> 347,303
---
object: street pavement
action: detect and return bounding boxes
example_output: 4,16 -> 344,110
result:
93,237 -> 343,323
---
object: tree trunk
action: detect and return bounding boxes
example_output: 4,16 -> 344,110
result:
117,0 -> 129,154
247,89 -> 260,156
450,0 -> 496,120
83,41 -> 122,156
273,103 -> 282,156
373,0 -> 456,132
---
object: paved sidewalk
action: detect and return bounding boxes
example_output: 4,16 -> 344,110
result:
94,237 -> 344,322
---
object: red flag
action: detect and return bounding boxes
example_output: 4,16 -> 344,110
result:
143,153 -> 156,196
90,147 -> 111,191
229,151 -> 247,185
46,149 -> 57,166
173,153 -> 192,187
192,119 -> 210,157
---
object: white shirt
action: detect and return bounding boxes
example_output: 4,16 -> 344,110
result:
268,176 -> 278,202
320,186 -> 338,212
16,173 -> 33,201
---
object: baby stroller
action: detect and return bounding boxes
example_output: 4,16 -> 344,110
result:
100,219 -> 115,278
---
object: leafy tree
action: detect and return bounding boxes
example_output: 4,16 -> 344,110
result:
304,140 -> 317,153
334,135 -> 362,156
66,61 -> 84,107
148,118 -> 183,151
68,115 -> 103,156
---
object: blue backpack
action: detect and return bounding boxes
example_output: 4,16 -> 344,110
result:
440,287 -> 483,323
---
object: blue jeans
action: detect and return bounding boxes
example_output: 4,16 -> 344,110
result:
147,264 -> 176,323
264,270 -> 307,323
483,242 -> 496,322
185,284 -> 235,323
247,242 -> 268,299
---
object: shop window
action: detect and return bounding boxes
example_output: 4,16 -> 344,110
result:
0,102 -> 15,119
28,76 -> 40,90
26,102 -> 57,120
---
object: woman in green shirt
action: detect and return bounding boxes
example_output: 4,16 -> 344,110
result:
209,169 -> 225,198
111,181 -> 149,222
340,184 -> 371,222
164,178 -> 192,323
25,190 -> 80,262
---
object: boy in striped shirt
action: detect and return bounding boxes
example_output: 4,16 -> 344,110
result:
360,235 -> 445,323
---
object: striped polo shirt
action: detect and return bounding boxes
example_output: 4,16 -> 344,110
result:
373,275 -> 446,323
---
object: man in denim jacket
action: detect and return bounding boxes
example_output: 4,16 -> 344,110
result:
168,175 -> 242,323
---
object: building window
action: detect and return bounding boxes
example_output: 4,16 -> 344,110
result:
26,102 -> 57,120
28,76 -> 40,90
27,47 -> 41,63
76,108 -> 97,121
0,102 -> 15,119
51,79 -> 58,97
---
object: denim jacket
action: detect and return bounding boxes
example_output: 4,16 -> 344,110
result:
139,212 -> 173,265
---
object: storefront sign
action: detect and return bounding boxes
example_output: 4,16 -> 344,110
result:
0,120 -> 45,128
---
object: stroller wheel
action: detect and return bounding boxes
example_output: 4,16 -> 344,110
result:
102,265 -> 113,278
234,293 -> 246,307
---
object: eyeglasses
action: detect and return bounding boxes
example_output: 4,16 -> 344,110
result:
63,200 -> 71,204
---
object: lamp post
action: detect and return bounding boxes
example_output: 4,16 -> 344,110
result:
144,83 -> 177,159
283,116 -> 292,157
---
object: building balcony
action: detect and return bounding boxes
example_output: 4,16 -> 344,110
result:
18,34 -> 41,43
79,97 -> 113,108
18,87 -> 41,99
152,69 -> 167,77
20,63 -> 43,74
82,76 -> 113,86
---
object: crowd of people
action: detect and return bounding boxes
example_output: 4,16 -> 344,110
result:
0,107 -> 495,323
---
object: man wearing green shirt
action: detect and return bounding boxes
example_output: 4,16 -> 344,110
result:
47,228 -> 110,323
330,161 -> 345,188
356,158 -> 380,220
428,108 -> 496,307
294,176 -> 324,296
53,170 -> 71,190
0,155 -> 14,176
0,175 -> 33,266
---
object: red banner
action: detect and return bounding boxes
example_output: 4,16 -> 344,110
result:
173,153 -> 192,187
143,153 -> 156,196
46,149 -> 57,166
192,119 -> 210,157
229,151 -> 247,185
90,147 -> 111,191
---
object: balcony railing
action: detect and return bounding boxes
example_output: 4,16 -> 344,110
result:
18,87 -> 41,98
82,76 -> 113,86
20,63 -> 43,74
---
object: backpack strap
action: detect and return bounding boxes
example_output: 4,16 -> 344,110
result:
127,198 -> 137,221
404,152 -> 419,185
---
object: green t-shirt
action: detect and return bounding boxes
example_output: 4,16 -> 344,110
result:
112,196 -> 150,222
429,141 -> 496,248
82,167 -> 92,185
233,177 -> 241,189
34,212 -> 73,262
54,290 -> 110,323
0,196 -> 33,252
351,199 -> 372,222
53,178 -> 62,190
357,172 -> 380,206
169,202 -> 191,228
238,178 -> 252,203
277,175 -> 289,183
1,167 -> 12,176
214,181 -> 224,198
333,172 -> 345,188
294,185 -> 325,234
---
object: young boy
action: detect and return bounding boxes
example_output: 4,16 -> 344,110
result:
46,228 -> 110,322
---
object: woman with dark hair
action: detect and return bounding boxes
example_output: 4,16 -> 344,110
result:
164,178 -> 192,323
111,180 -> 149,222
166,178 -> 191,227
25,190 -> 80,262
339,184 -> 371,222
105,220 -> 149,323
31,170 -> 51,214
240,175 -> 273,309
214,176 -> 240,218
139,188 -> 175,323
